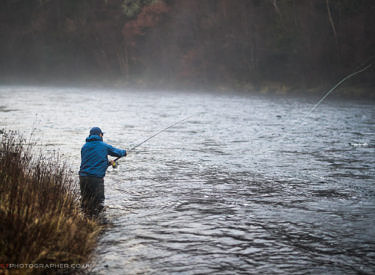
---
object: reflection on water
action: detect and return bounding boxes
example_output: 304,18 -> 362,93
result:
0,86 -> 374,274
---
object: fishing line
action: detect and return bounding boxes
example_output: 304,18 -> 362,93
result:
111,64 -> 371,168
282,63 -> 372,134
277,63 -> 372,181
306,63 -> 372,115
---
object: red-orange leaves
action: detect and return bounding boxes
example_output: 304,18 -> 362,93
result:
122,1 -> 169,46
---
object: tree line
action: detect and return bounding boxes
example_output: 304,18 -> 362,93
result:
0,0 -> 374,92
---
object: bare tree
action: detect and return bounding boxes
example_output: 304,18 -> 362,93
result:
326,0 -> 338,48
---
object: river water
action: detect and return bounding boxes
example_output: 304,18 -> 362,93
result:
0,86 -> 374,274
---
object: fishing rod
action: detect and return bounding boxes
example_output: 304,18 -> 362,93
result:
111,114 -> 194,167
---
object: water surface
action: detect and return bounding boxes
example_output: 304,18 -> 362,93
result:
0,86 -> 374,274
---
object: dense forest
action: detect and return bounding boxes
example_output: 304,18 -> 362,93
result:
0,0 -> 374,93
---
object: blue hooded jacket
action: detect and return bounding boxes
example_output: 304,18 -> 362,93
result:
79,135 -> 126,178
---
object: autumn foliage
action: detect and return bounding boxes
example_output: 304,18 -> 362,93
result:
122,1 -> 169,46
0,0 -> 374,92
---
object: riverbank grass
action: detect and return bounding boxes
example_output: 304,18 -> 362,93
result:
0,130 -> 101,273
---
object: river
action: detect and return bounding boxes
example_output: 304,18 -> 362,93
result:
0,86 -> 374,274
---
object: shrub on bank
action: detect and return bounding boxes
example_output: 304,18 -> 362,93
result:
0,130 -> 101,273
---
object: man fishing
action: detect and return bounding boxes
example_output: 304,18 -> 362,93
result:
79,127 -> 126,216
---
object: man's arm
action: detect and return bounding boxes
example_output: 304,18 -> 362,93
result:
106,144 -> 126,158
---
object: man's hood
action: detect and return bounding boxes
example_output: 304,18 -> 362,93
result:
86,135 -> 103,142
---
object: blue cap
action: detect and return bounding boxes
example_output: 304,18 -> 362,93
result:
89,127 -> 104,136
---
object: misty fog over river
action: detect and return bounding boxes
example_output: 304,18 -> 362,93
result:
0,86 -> 374,274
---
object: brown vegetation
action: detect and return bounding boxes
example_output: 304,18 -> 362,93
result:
0,130 -> 101,274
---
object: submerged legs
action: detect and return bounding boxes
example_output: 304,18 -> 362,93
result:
79,176 -> 105,217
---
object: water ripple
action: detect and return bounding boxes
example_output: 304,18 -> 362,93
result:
0,87 -> 374,274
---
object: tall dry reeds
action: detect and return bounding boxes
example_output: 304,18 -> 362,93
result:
0,130 -> 102,273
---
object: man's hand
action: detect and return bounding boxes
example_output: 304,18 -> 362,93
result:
109,160 -> 117,168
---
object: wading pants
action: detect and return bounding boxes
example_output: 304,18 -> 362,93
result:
79,176 -> 105,216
